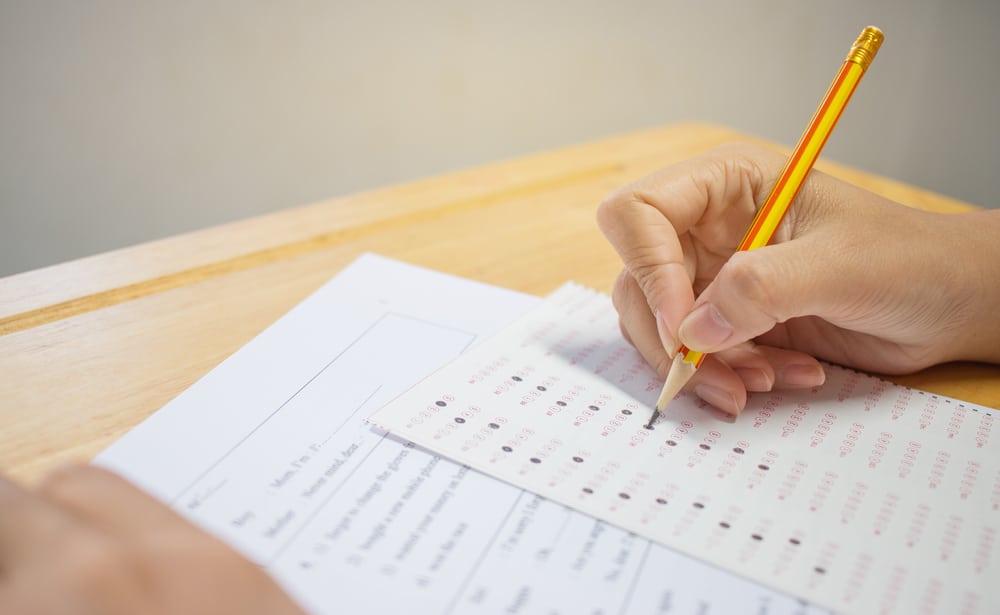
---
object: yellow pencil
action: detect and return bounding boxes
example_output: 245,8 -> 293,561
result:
647,26 -> 884,428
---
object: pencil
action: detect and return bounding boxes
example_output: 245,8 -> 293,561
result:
646,26 -> 884,429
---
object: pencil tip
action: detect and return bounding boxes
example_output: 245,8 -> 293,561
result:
645,409 -> 660,430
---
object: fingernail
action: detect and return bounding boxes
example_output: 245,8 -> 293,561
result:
654,309 -> 680,357
679,303 -> 734,351
780,364 -> 827,387
694,383 -> 741,416
734,368 -> 773,392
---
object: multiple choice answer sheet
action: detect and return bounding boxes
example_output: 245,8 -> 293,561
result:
96,254 -> 821,614
373,282 -> 1000,615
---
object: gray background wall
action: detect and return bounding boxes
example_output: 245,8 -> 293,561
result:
1,1 -> 997,278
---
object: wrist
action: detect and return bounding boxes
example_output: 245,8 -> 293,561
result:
942,210 -> 1000,364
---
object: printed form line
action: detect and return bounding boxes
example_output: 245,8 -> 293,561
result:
169,312 -> 479,506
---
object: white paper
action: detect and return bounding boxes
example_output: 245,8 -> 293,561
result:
97,255 -> 822,614
373,282 -> 1000,615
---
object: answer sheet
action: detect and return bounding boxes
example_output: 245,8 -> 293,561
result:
97,255 -> 822,614
373,282 -> 999,614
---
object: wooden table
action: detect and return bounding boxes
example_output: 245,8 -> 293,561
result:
2,122 -> 997,483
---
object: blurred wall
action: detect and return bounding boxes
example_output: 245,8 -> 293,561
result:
1,0 -> 998,277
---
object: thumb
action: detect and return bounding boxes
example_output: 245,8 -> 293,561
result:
677,240 -> 828,352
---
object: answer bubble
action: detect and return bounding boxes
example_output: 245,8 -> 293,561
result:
454,417 -> 466,424
512,376 -> 523,381
502,446 -> 513,452
622,409 -> 632,415
530,457 -> 541,464
488,423 -> 500,429
572,456 -> 584,463
733,447 -> 745,454
537,385 -> 547,391
435,401 -> 447,407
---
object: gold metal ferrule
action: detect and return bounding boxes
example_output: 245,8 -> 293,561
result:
845,26 -> 884,71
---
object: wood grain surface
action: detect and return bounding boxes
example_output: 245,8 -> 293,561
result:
1,122 -> 994,483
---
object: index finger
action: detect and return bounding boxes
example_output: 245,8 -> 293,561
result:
596,142 -> 784,348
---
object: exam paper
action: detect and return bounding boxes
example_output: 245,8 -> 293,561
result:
373,282 -> 999,615
97,255 -> 822,614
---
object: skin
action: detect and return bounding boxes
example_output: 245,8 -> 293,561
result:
0,465 -> 305,615
597,142 -> 1000,415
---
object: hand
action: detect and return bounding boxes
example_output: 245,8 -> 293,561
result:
597,142 -> 1000,415
0,465 -> 305,615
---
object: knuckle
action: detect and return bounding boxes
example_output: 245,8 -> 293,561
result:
612,261 -> 671,321
704,142 -> 785,202
595,187 -> 631,232
610,268 -> 631,311
610,268 -> 644,312
711,141 -> 780,171
712,140 -> 769,161
720,253 -> 780,316
627,255 -> 674,307
596,190 -> 667,256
